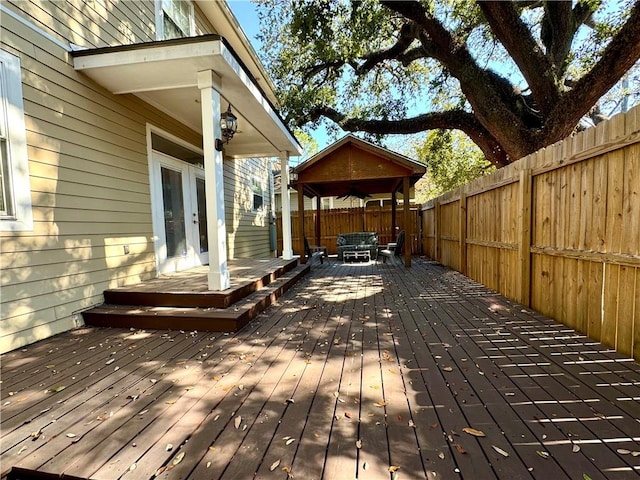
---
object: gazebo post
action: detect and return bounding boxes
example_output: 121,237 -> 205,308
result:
391,189 -> 397,242
403,176 -> 411,267
297,185 -> 306,264
315,197 -> 322,249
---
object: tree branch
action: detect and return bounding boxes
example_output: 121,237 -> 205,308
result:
478,1 -> 559,115
356,22 -> 420,74
304,106 -> 509,167
546,0 -> 640,142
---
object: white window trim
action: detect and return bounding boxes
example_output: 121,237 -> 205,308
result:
252,176 -> 265,213
155,0 -> 195,40
0,49 -> 32,232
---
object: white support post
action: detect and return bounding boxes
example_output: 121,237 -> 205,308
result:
280,151 -> 294,260
198,70 -> 230,291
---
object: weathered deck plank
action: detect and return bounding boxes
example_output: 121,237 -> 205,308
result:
3,258 -> 640,480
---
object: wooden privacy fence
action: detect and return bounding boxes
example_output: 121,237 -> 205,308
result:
276,205 -> 421,256
423,106 -> 640,361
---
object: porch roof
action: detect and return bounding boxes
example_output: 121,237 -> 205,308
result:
72,35 -> 301,158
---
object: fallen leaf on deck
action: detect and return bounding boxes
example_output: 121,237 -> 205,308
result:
583,475 -> 593,480
356,439 -> 362,449
234,416 -> 242,429
129,464 -> 136,472
362,461 -> 368,470
370,385 -> 380,389
374,401 -> 387,407
344,412 -> 352,419
442,366 -> 454,372
105,359 -> 115,365
431,423 -> 439,429
492,445 -> 509,457
617,448 -> 631,455
388,465 -> 400,472
408,420 -> 416,428
48,385 -> 66,393
462,427 -> 486,437
173,452 -> 185,465
282,465 -> 294,479
454,444 -> 467,454
286,438 -> 295,445
66,433 -> 77,438
18,445 -> 28,455
536,450 -> 550,458
270,460 -> 281,471
165,400 -> 176,405
154,466 -> 166,477
572,444 -> 581,453
166,443 -> 173,451
438,452 -> 445,460
206,461 -> 211,468
185,386 -> 194,391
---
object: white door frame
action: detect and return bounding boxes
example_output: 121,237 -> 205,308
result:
149,151 -> 207,274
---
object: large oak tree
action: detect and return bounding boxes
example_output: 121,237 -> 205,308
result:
258,0 -> 640,167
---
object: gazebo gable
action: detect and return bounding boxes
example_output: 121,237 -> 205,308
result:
299,143 -> 415,183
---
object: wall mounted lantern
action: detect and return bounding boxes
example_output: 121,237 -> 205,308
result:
215,104 -> 238,151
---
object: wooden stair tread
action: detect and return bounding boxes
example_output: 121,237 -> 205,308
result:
82,264 -> 310,332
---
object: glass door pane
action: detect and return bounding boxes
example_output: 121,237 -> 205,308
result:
161,166 -> 187,258
195,176 -> 208,255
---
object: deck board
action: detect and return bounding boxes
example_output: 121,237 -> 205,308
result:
3,258 -> 640,480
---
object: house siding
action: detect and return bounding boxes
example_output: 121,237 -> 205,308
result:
1,1 -> 246,353
224,157 -> 274,258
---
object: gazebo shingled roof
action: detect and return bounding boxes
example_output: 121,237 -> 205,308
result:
290,135 -> 426,267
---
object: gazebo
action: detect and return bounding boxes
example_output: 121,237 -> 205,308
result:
290,135 -> 426,267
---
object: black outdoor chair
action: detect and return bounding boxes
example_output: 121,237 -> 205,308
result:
378,230 -> 405,263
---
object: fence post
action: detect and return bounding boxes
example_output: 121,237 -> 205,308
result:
459,192 -> 467,274
434,200 -> 441,262
518,169 -> 532,306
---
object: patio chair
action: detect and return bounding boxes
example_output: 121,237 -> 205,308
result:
304,236 -> 324,264
378,230 -> 405,263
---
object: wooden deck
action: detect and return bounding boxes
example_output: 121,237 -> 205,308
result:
2,258 -> 640,480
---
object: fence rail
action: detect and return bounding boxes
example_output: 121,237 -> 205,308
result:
276,205 -> 422,256
422,105 -> 640,361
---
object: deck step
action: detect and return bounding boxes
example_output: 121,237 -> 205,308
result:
102,259 -> 298,308
82,263 -> 310,332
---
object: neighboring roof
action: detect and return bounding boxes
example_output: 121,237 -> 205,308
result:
292,135 -> 426,198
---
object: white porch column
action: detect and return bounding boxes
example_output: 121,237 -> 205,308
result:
280,151 -> 294,260
198,70 -> 230,291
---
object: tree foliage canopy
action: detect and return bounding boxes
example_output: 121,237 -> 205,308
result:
258,0 -> 640,167
415,130 -> 493,199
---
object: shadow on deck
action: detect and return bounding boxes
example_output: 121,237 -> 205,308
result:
2,258 -> 640,480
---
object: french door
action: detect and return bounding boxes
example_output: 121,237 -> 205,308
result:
151,152 -> 208,274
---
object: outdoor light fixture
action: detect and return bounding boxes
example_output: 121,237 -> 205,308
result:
215,104 -> 238,151
289,167 -> 298,182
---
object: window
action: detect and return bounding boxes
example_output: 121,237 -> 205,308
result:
156,0 -> 194,40
252,178 -> 264,212
0,49 -> 32,232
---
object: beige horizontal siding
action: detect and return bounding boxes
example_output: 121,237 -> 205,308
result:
224,157 -> 274,259
0,5 -> 204,353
